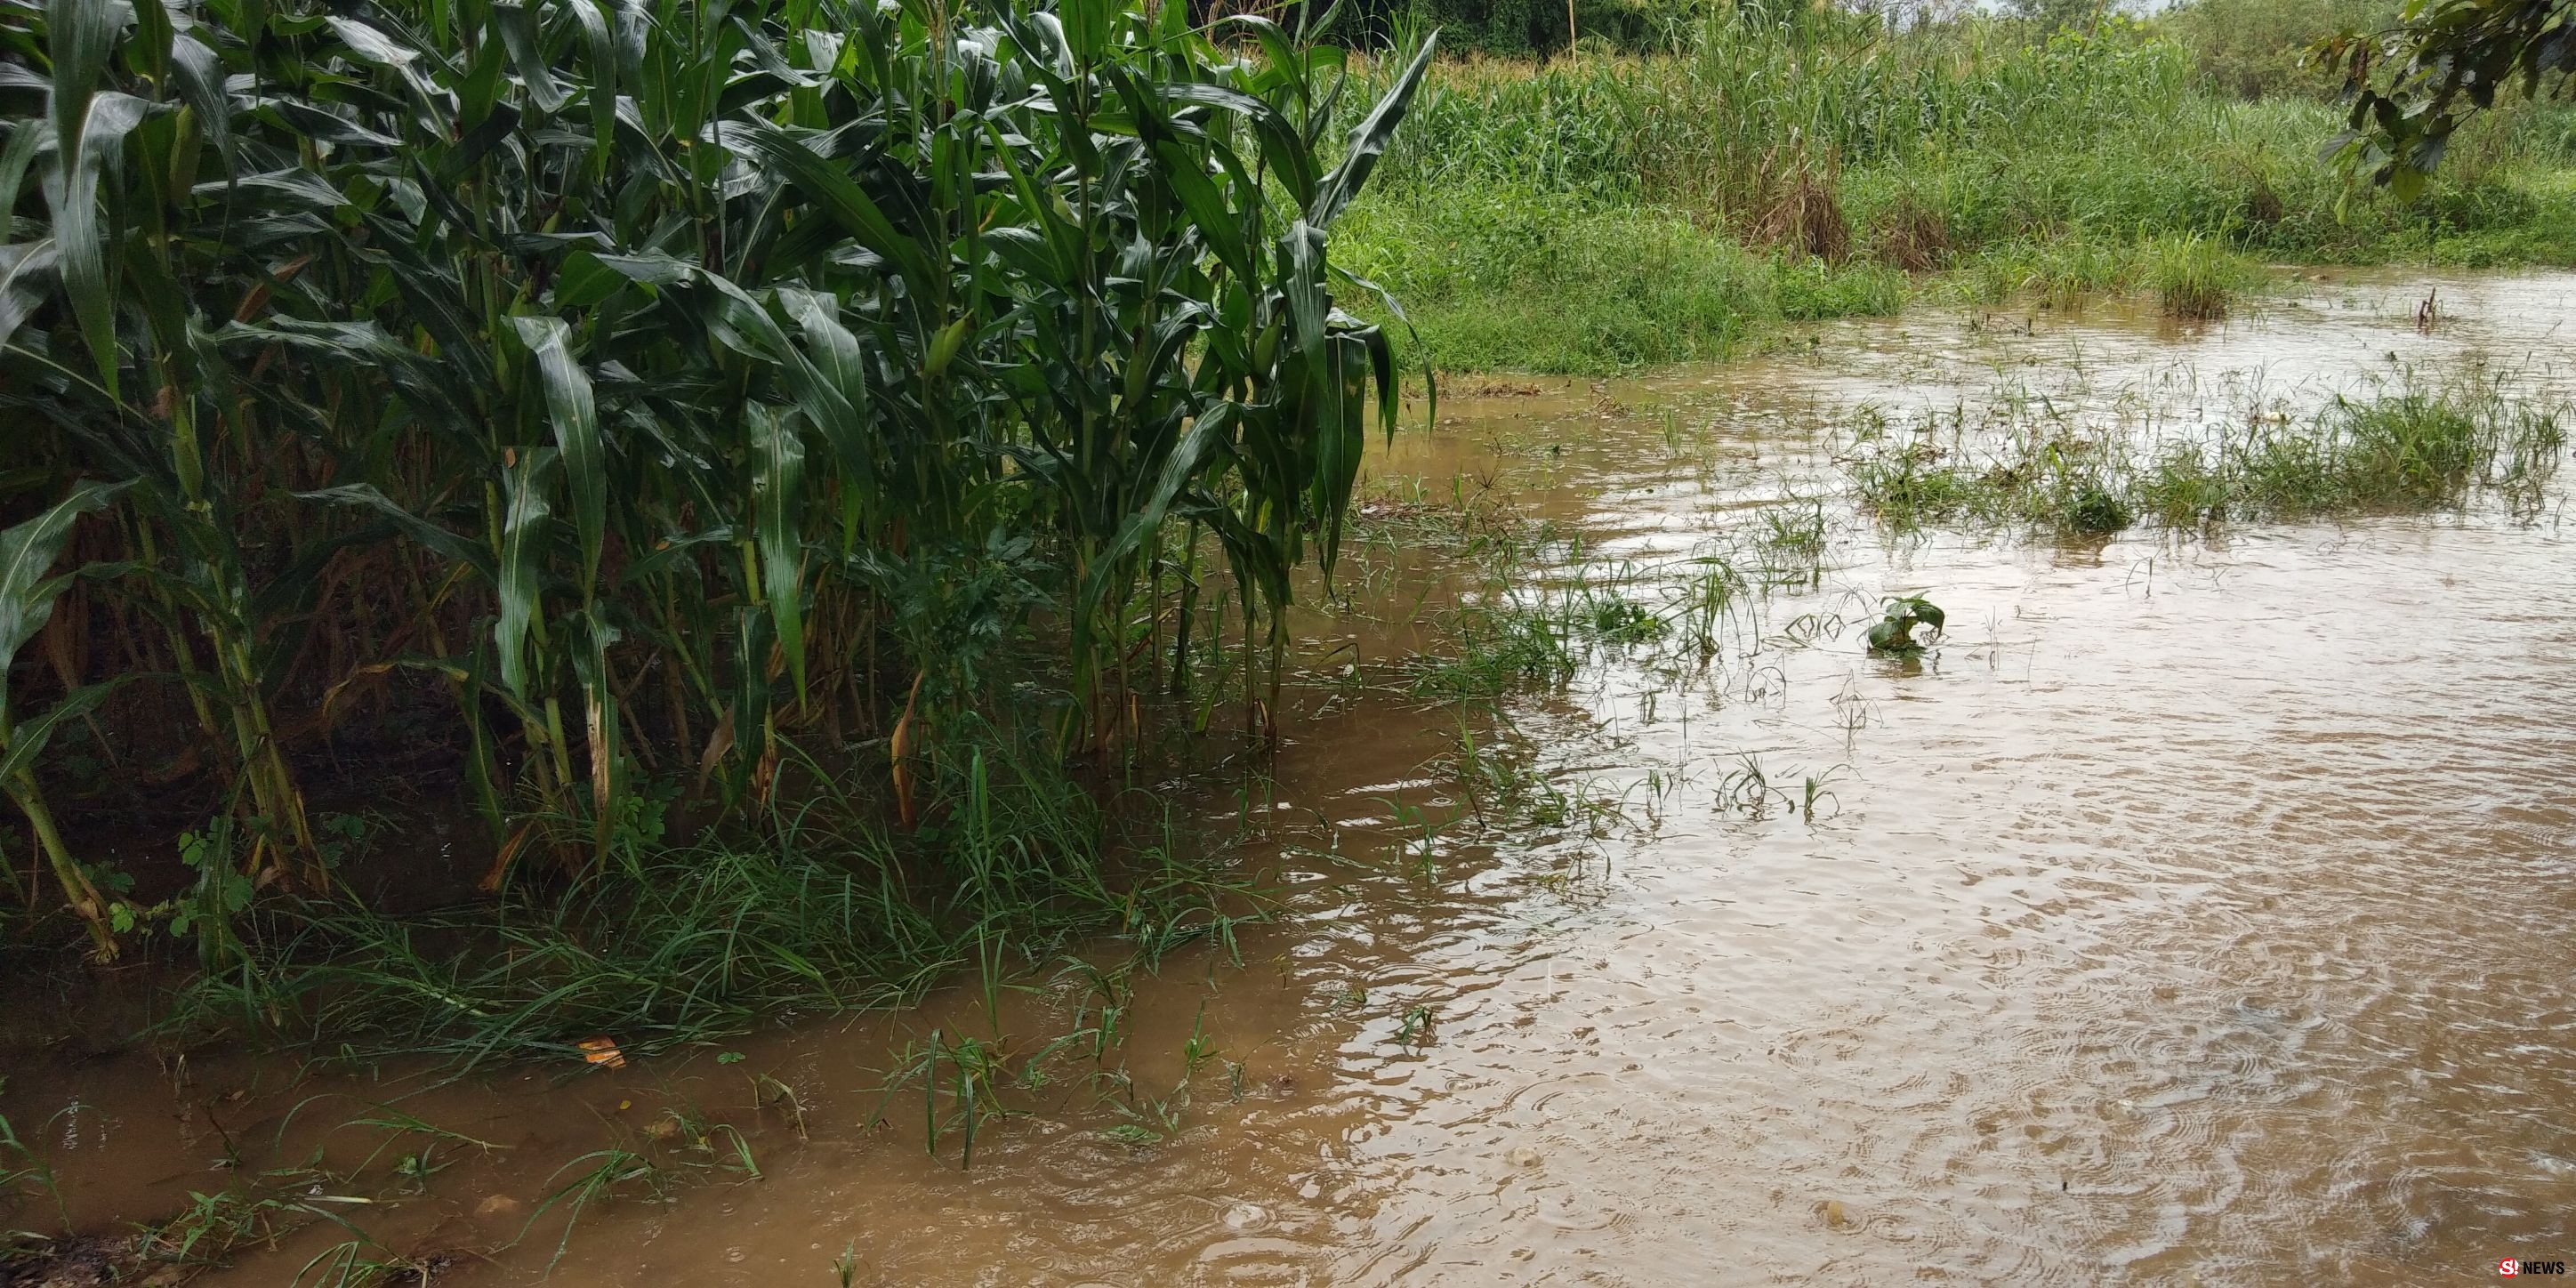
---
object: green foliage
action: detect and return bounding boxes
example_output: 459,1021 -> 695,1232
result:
1331,10 -> 2576,371
0,1089 -> 67,1236
2065,485 -> 2135,534
2159,0 -> 2398,99
1864,596 -> 1944,655
2147,231 -> 2261,318
159,725 -> 1257,1067
0,0 -> 1428,949
1847,376 -> 2567,531
2318,0 -> 2576,195
1365,14 -> 2204,205
1399,0 -> 1708,57
103,819 -> 257,969
1339,192 -> 1902,370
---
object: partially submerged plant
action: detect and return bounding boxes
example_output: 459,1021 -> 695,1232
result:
2064,484 -> 2134,534
2149,233 -> 2250,320
1864,596 -> 1945,655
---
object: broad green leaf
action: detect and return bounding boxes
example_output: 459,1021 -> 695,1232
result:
0,240 -> 60,350
511,316 -> 606,605
495,447 -> 559,700
0,479 -> 127,685
1152,140 -> 1252,286
0,678 -> 134,783
489,3 -> 570,113
45,91 -> 155,398
749,404 -> 808,697
1077,404 -> 1231,624
728,118 -> 936,288
293,486 -> 498,581
1309,33 -> 1438,229
0,117 -> 46,243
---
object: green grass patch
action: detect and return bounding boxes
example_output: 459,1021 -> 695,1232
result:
1340,192 -> 1905,371
1846,379 -> 2569,534
1336,14 -> 2576,374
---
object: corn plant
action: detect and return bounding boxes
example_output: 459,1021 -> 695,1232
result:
0,0 -> 1433,948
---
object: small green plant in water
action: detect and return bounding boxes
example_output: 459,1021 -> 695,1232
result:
1864,596 -> 1947,655
2065,485 -> 2133,534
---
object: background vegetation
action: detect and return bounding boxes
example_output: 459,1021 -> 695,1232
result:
1332,0 -> 2576,370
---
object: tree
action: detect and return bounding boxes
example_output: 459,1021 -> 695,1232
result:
2321,0 -> 2576,195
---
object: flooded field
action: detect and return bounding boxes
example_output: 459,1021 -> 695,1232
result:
8,271 -> 2572,1286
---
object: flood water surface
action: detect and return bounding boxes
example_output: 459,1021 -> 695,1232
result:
14,272 -> 2574,1287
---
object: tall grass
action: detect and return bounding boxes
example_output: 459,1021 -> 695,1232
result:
1332,11 -> 2576,370
1377,12 -> 2200,206
0,0 -> 1429,957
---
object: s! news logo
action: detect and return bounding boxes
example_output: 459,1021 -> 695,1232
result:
2504,1259 -> 2570,1276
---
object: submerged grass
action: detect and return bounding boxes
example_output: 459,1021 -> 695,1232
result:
1847,376 -> 2570,533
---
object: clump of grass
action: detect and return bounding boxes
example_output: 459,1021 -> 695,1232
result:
2148,232 -> 2260,318
1408,595 -> 1589,703
1750,153 -> 1854,263
2180,386 -> 2561,517
1338,192 -> 1905,371
2065,485 -> 2137,533
0,1099 -> 63,1236
1950,231 -> 2262,316
1848,377 -> 2567,532
1871,193 -> 1957,270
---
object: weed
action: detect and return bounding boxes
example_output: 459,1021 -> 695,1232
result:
2148,232 -> 2258,318
1397,1004 -> 1440,1048
158,726 -> 1257,1069
1718,754 -> 1786,817
287,1240 -> 431,1288
881,1031 -> 1023,1169
2066,485 -> 2137,534
753,1075 -> 812,1143
1865,598 -> 1949,655
1091,1008 -> 1223,1146
1799,768 -> 1850,822
524,1150 -> 669,1273
138,1171 -> 376,1272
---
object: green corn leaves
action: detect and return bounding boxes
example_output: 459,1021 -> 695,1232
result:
511,316 -> 607,604
1313,35 -> 1439,228
0,480 -> 126,724
751,404 -> 809,698
0,0 -> 1431,923
495,448 -> 559,702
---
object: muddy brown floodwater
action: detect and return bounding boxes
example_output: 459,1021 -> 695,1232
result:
9,271 -> 2574,1287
